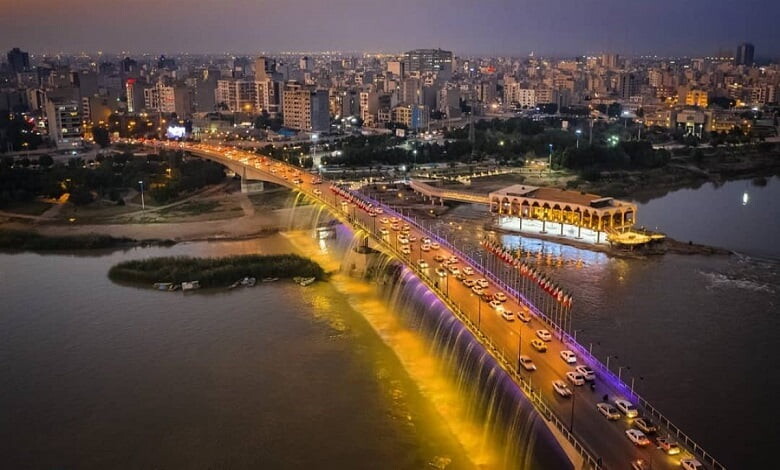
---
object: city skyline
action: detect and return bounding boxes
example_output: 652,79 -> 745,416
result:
1,0 -> 779,58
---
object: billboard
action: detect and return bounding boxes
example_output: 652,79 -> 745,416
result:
166,125 -> 186,139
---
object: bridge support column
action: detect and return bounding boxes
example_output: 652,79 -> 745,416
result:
240,167 -> 265,194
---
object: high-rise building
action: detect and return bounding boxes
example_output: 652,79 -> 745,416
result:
299,56 -> 313,72
7,47 -> 30,73
216,79 -> 257,113
387,60 -> 405,77
404,49 -> 453,76
601,53 -> 619,69
618,73 -> 639,99
255,57 -> 276,80
735,42 -> 755,66
45,97 -> 83,147
125,78 -> 146,113
282,83 -> 329,132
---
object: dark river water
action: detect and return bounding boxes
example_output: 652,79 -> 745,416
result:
2,176 -> 778,469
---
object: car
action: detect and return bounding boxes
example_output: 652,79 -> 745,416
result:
518,355 -> 536,371
575,365 -> 595,381
313,188 -> 322,196
489,300 -> 503,310
448,256 -> 458,264
374,207 -> 383,214
481,292 -> 494,302
391,224 -> 401,231
433,254 -> 445,262
614,399 -> 639,418
448,266 -> 460,275
380,217 -> 390,224
417,259 -> 429,269
516,311 -> 531,323
408,235 -> 417,242
397,235 -> 409,244
631,460 -> 650,470
421,237 -> 431,244
390,217 -> 399,223
680,459 -> 704,470
476,278 -> 489,288
368,210 -> 377,217
400,246 -> 411,255
379,228 -> 389,236
566,371 -> 585,386
463,279 -> 476,287
435,267 -> 447,277
402,224 -> 410,231
552,380 -> 572,398
560,350 -> 577,364
625,429 -> 650,446
455,273 -> 466,281
500,310 -> 514,321
531,339 -> 547,352
634,417 -> 657,434
596,402 -> 621,420
536,329 -> 552,342
493,292 -> 508,302
655,436 -> 681,455
471,286 -> 484,295
430,242 -> 440,249
421,244 -> 431,252
462,267 -> 474,276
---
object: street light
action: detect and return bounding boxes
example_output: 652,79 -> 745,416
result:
138,180 -> 145,210
548,144 -> 553,170
575,129 -> 582,149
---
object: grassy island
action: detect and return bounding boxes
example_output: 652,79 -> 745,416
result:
0,229 -> 138,251
108,254 -> 325,288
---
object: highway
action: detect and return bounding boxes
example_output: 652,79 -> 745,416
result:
148,140 -> 724,470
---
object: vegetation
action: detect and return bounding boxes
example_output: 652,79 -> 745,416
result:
0,229 -> 135,251
108,254 -> 325,287
0,149 -> 225,209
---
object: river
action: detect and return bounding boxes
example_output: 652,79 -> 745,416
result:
0,236 -> 478,469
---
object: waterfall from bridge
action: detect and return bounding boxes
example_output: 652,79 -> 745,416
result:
285,193 -> 573,470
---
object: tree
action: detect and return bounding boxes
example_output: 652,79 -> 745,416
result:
38,154 -> 54,167
92,126 -> 110,148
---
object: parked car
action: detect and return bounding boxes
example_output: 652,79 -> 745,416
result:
614,399 -> 639,418
680,459 -> 704,470
560,350 -> 577,364
625,429 -> 650,446
634,417 -> 657,434
536,329 -> 552,342
596,402 -> 621,420
518,355 -> 536,371
656,437 -> 681,455
552,380 -> 572,398
575,365 -> 595,381
565,371 -> 585,386
531,339 -> 547,352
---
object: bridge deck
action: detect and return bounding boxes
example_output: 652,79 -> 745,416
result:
148,141 -> 725,470
409,179 -> 490,205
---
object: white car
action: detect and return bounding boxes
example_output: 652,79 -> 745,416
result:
625,429 -> 650,446
656,437 -> 681,455
380,217 -> 390,224
417,259 -> 429,269
447,256 -> 458,264
575,365 -> 595,381
430,242 -> 440,250
421,237 -> 431,244
463,279 -> 476,288
680,459 -> 704,470
552,380 -> 572,398
313,188 -> 322,196
489,300 -> 503,310
408,235 -> 417,242
433,254 -> 445,262
516,312 -> 531,323
476,278 -> 489,288
614,399 -> 639,418
435,267 -> 447,277
379,228 -> 389,236
596,402 -> 621,420
462,267 -> 474,276
448,266 -> 460,275
400,246 -> 411,255
518,355 -> 536,371
634,417 -> 657,434
397,235 -> 409,244
493,292 -> 507,302
500,310 -> 514,321
565,371 -> 585,386
471,286 -> 484,295
421,244 -> 431,252
560,350 -> 577,364
536,329 -> 552,342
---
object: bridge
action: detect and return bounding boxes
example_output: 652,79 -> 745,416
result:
408,179 -> 491,205
146,140 -> 725,470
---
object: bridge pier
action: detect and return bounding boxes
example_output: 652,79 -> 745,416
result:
239,167 -> 265,194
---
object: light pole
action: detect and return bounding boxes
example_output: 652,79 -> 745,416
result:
575,129 -> 582,149
547,144 -> 553,171
569,386 -> 576,432
138,180 -> 145,210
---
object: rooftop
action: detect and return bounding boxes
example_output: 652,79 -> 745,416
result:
490,184 -> 634,209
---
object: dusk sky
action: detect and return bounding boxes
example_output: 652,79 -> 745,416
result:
1,0 -> 779,57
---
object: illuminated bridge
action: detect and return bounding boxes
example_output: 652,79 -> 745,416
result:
408,178 -> 491,205
145,140 -> 724,470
